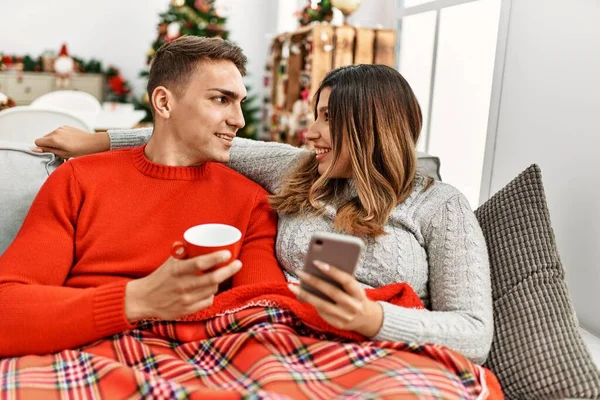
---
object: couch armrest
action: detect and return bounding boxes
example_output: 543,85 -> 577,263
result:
0,141 -> 62,255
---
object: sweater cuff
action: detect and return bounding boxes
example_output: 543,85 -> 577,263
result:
107,128 -> 153,150
371,301 -> 422,342
93,281 -> 135,337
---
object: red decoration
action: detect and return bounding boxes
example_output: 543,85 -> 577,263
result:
158,23 -> 168,35
194,0 -> 211,13
54,43 -> 75,88
108,75 -> 130,96
301,88 -> 310,101
0,97 -> 16,112
58,43 -> 69,57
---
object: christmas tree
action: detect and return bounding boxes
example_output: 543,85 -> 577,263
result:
136,0 -> 260,139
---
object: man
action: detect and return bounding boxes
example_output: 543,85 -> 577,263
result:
0,36 -> 285,357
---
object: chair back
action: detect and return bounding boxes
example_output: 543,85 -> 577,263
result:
0,106 -> 93,144
31,90 -> 101,126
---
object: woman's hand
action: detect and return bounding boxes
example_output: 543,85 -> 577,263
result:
288,261 -> 383,337
32,126 -> 110,159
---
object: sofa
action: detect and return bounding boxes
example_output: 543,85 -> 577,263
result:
1,140 -> 599,399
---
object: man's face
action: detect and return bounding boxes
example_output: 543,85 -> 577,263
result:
168,60 -> 247,164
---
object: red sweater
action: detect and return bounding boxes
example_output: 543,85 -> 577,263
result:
0,146 -> 285,357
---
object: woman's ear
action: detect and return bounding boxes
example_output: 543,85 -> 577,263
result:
151,86 -> 172,119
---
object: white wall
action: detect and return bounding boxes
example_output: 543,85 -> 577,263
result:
485,0 -> 600,334
347,0 -> 397,29
0,0 -> 278,101
219,0 -> 276,102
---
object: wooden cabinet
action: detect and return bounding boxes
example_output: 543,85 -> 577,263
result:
3,74 -> 54,104
67,74 -> 104,99
264,24 -> 396,145
0,72 -> 104,105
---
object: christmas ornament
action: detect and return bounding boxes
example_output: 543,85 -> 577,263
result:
172,0 -> 185,7
0,93 -> 16,112
40,50 -> 55,72
14,59 -> 24,83
158,23 -> 168,36
54,43 -> 74,88
2,55 -> 11,70
194,0 -> 210,13
214,4 -> 228,17
166,22 -> 181,42
289,88 -> 313,144
299,71 -> 311,89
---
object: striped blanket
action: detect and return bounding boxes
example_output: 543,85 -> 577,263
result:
0,283 -> 503,399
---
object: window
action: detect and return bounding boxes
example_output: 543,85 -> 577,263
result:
397,0 -> 501,207
403,0 -> 435,6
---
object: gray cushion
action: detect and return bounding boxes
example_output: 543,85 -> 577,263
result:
475,164 -> 600,399
417,151 -> 441,181
0,141 -> 62,255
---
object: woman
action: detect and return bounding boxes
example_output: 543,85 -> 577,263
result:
34,64 -> 493,364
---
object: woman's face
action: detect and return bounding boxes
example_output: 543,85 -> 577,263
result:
305,87 -> 352,178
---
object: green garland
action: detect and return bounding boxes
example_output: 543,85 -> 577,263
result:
298,0 -> 334,26
0,52 -> 131,103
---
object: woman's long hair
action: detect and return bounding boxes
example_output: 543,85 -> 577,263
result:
270,65 -> 423,237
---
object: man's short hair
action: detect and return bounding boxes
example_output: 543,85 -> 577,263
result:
147,35 -> 247,105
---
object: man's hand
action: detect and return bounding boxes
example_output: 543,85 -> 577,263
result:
32,126 -> 110,159
124,250 -> 242,323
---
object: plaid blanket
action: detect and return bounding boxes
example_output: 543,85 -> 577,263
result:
0,283 -> 503,399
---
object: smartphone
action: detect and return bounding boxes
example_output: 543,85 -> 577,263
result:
301,231 -> 365,303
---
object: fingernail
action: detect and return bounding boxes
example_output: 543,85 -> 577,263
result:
314,261 -> 330,271
287,283 -> 298,293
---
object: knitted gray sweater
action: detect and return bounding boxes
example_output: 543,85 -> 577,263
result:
109,129 -> 493,364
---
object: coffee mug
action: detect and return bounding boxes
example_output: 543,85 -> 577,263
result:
171,224 -> 242,269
